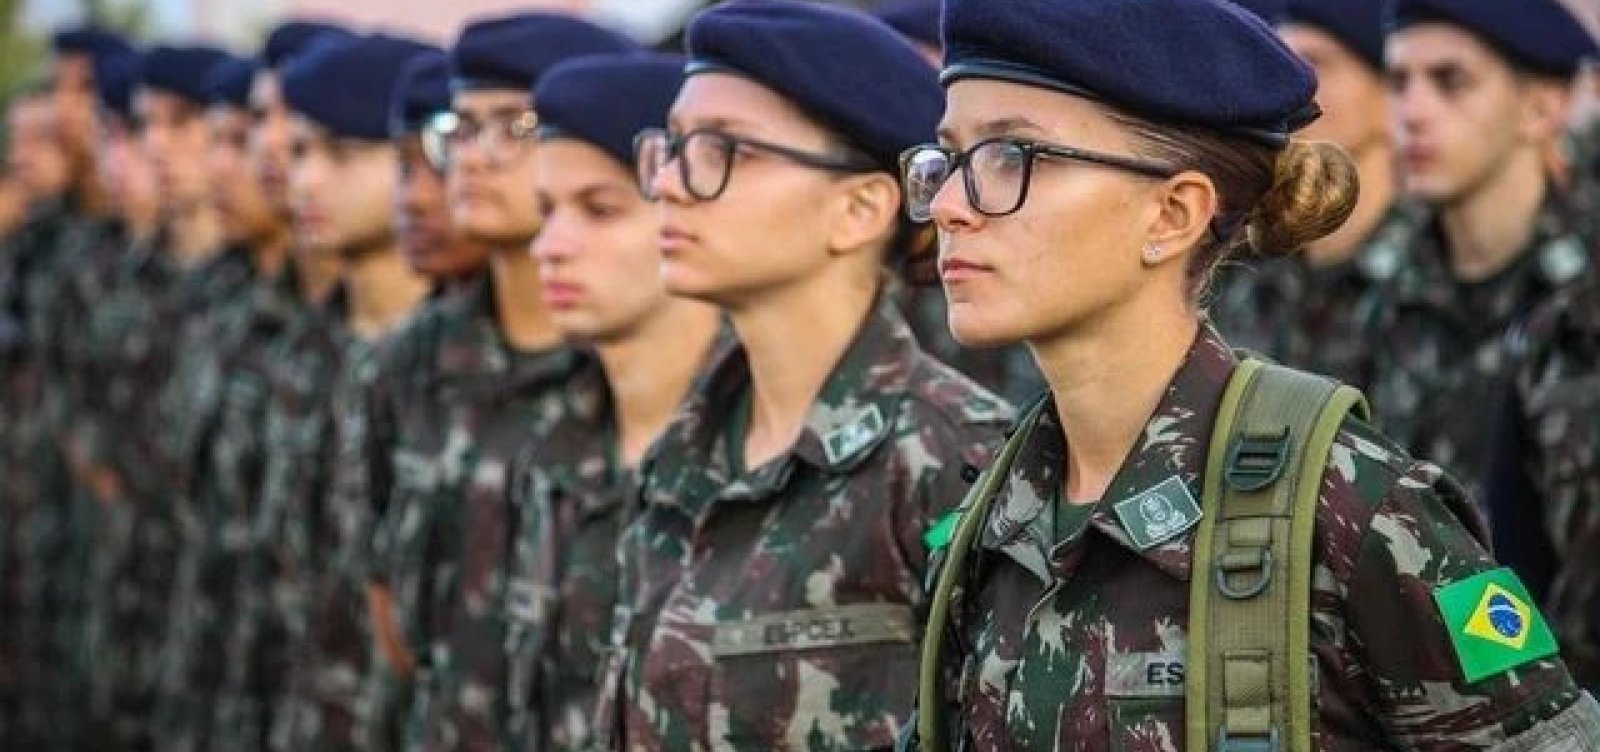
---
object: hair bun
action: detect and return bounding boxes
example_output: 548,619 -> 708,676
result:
1247,139 -> 1359,256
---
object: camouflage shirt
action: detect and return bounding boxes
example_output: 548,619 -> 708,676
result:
502,357 -> 618,752
1208,203 -> 1418,390
923,324 -> 1600,751
1487,278 -> 1600,689
596,293 -> 1012,752
363,273 -> 599,752
1368,194 -> 1594,496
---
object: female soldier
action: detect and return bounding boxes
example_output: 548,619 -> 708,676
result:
505,52 -> 721,752
598,2 -> 1013,750
901,0 -> 1600,748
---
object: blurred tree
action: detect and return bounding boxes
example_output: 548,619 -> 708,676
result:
0,0 -> 45,104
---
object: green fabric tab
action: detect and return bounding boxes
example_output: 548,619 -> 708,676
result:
925,510 -> 961,552
1434,567 -> 1559,683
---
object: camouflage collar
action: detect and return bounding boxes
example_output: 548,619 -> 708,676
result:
1397,191 -> 1592,312
641,292 -> 921,515
979,325 -> 1236,586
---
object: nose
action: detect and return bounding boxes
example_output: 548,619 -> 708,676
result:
929,168 -> 983,235
530,210 -> 578,264
649,152 -> 692,206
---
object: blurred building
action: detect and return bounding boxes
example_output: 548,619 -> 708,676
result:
21,0 -> 721,49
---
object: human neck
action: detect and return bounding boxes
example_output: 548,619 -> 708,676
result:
1031,289 -> 1199,505
1306,140 -> 1395,266
728,267 -> 878,469
248,225 -> 293,280
343,241 -> 430,340
165,203 -> 225,267
488,246 -> 562,352
1440,151 -> 1548,283
294,250 -> 343,307
598,298 -> 722,468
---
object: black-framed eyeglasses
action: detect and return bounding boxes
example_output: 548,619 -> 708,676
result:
634,128 -> 880,202
898,137 -> 1177,222
421,109 -> 540,172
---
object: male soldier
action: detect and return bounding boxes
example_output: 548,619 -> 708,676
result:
128,43 -> 255,752
68,40 -> 167,750
877,0 -> 1047,407
1374,0 -> 1598,493
0,82 -> 85,752
1210,0 -> 1411,390
197,51 -> 314,752
259,36 -> 440,752
358,14 -> 635,751
342,49 -> 493,752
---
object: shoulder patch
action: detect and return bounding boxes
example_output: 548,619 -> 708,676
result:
1433,568 -> 1559,683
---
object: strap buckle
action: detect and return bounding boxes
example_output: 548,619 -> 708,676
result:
1225,427 -> 1290,492
1215,547 -> 1275,600
1217,726 -> 1281,752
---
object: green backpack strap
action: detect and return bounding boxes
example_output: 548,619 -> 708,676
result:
1186,359 -> 1369,752
914,398 -> 1050,752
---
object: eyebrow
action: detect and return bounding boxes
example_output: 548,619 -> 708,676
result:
937,115 -> 1049,145
667,113 -> 761,134
458,104 -> 530,120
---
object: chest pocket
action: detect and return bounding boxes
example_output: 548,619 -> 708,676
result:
1106,651 -> 1187,752
708,603 -> 919,752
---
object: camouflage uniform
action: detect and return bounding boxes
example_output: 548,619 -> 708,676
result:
149,244 -> 262,752
364,273 -> 599,752
77,230 -> 199,750
1368,194 -> 1594,497
272,315 -> 390,752
921,323 -> 1600,750
595,294 -> 1012,752
1485,278 -> 1600,690
42,215 -> 132,748
195,269 -> 310,752
504,347 -> 691,752
899,283 -> 1047,407
1208,203 -> 1419,390
1,198 -> 103,751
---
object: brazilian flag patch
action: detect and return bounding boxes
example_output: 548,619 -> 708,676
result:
1433,568 -> 1559,683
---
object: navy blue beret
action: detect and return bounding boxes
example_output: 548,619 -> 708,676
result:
283,34 -> 438,140
1390,0 -> 1598,78
451,13 -> 639,92
52,27 -> 135,59
876,0 -> 940,49
685,0 -> 943,170
1228,0 -> 1289,24
1285,0 -> 1385,70
943,0 -> 1319,144
533,52 -> 685,169
140,45 -> 235,105
205,54 -> 258,109
94,47 -> 143,120
390,50 -> 451,136
263,20 -> 355,69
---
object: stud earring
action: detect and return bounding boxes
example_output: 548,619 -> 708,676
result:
1143,243 -> 1163,265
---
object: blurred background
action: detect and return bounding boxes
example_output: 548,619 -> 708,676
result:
2,0 -> 887,104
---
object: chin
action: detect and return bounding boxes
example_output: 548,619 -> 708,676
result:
660,262 -> 722,304
947,307 -> 1027,349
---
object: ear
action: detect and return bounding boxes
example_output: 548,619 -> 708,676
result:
827,172 -> 902,258
1143,170 -> 1218,266
1519,78 -> 1572,145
